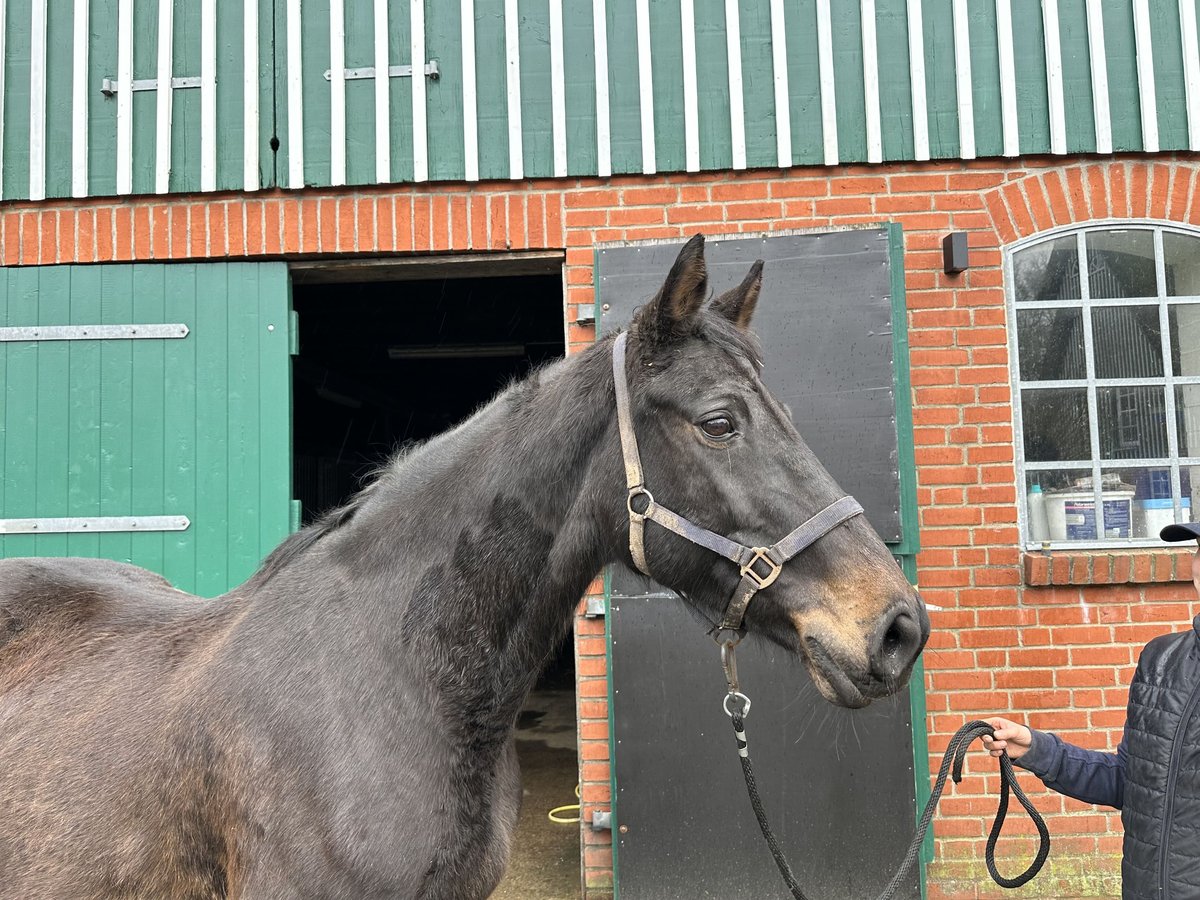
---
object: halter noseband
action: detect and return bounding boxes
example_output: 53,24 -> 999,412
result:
611,330 -> 864,636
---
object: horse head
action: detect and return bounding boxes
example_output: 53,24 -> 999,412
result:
616,234 -> 928,708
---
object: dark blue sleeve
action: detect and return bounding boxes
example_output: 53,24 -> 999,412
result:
1013,728 -> 1126,810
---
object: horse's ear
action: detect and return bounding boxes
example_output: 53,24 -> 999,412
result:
710,260 -> 763,331
636,233 -> 708,344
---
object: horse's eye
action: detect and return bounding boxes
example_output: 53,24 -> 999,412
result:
700,416 -> 735,439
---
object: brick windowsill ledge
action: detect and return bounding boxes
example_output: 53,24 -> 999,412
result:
1024,549 -> 1195,586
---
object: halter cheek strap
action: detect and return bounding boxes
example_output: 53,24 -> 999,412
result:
611,330 -> 864,634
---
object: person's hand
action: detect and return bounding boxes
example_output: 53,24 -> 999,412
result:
981,717 -> 1033,760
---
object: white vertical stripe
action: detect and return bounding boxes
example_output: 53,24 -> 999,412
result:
71,0 -> 88,197
461,0 -> 479,181
769,0 -> 792,168
950,0 -> 973,159
504,0 -> 523,180
550,0 -> 567,176
1042,0 -> 1066,154
1181,0 -> 1200,151
411,0 -> 428,182
725,0 -> 746,169
1086,0 -> 1112,153
681,0 -> 699,171
815,0 -> 838,165
244,0 -> 260,191
1133,0 -> 1159,152
156,0 -> 175,194
116,0 -> 133,194
329,0 -> 346,185
593,0 -> 611,177
861,0 -> 882,163
28,0 -> 47,201
374,0 -> 390,183
636,0 -> 655,173
200,0 -> 216,191
287,0 -> 305,188
906,0 -> 928,160
996,0 -> 1019,156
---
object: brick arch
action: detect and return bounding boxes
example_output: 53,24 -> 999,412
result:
981,159 -> 1200,246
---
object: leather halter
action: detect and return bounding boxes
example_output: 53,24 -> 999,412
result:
611,330 -> 865,635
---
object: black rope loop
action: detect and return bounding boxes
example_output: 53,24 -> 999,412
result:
729,715 -> 1050,900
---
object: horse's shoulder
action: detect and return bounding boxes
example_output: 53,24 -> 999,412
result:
0,557 -> 198,645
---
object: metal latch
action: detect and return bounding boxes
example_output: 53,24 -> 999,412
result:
323,61 -> 440,82
101,76 -> 201,97
591,810 -> 612,831
584,596 -> 606,618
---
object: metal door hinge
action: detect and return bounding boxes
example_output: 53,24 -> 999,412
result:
323,61 -> 440,82
0,324 -> 189,342
591,810 -> 612,831
101,76 -> 201,97
290,500 -> 303,534
288,309 -> 300,356
0,516 -> 190,534
585,596 -> 606,618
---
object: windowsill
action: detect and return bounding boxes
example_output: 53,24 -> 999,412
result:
1023,548 -> 1194,586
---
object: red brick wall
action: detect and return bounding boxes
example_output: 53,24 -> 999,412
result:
9,154 -> 1200,899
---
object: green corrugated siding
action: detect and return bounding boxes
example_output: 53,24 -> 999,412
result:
1,0 -> 1197,199
0,262 -> 292,596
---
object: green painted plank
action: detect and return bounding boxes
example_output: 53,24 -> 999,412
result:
648,0 -> 684,173
216,0 -> 249,190
98,265 -> 134,567
162,264 -> 198,591
1101,0 -> 1141,151
130,266 -> 167,577
426,0 -> 466,182
388,0 -> 414,182
829,0 -> 866,163
922,0 -> 959,158
87,0 -> 119,197
301,0 -> 333,188
1059,0 -> 1097,154
42,0 -> 76,198
563,0 -> 598,175
130,0 -> 158,196
226,264 -> 262,586
0,274 -> 7,539
2,269 -> 38,558
343,0 -> 375,185
194,263 -> 229,596
257,0 -> 275,189
694,0 -> 732,170
258,266 -> 292,564
3,0 -> 33,200
739,0 -> 778,169
783,0 -> 824,165
520,0 -> 555,177
605,0 -> 641,174
966,0 -> 1003,159
474,0 -> 510,179
170,0 -> 203,192
1012,0 -> 1051,155
33,267 -> 71,559
66,265 -> 103,561
875,0 -> 914,161
1148,0 -> 1188,151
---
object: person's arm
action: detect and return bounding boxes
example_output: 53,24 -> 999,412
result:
982,717 -> 1125,810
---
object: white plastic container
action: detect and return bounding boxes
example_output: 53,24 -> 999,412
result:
1027,484 -> 1050,542
1136,498 -> 1192,539
1045,490 -> 1135,541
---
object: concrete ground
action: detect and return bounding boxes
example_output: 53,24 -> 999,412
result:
492,689 -> 582,900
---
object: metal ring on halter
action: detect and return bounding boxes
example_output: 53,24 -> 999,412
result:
723,691 -> 751,718
626,486 -> 654,517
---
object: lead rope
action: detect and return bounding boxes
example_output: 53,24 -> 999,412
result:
721,650 -> 1050,899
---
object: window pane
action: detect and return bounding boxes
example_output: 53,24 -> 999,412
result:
1013,235 -> 1080,301
1124,466 -> 1176,539
1097,386 -> 1167,458
1169,304 -> 1200,376
1026,468 -> 1091,541
1017,308 -> 1085,380
1092,305 -> 1163,378
1085,229 -> 1157,299
1165,232 -> 1200,297
1176,385 -> 1200,457
1022,388 -> 1090,462
1038,472 -> 1134,541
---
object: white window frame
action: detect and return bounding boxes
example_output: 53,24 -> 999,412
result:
1007,220 -> 1200,550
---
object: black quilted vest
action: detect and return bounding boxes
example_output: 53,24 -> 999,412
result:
1122,615 -> 1200,899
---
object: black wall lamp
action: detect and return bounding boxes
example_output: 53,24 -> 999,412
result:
942,231 -> 969,274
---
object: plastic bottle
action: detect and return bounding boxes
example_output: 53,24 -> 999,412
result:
1027,483 -> 1050,542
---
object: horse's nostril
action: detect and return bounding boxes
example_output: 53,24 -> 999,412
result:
870,604 -> 924,681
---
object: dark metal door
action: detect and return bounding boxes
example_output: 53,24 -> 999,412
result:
599,230 -> 922,899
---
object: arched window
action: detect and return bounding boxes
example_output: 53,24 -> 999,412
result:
1010,224 -> 1200,546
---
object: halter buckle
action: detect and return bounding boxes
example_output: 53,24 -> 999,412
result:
740,547 -> 782,590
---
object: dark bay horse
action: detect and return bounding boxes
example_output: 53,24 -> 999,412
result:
0,234 -> 927,899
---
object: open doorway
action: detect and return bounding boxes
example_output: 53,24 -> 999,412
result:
291,264 -> 581,899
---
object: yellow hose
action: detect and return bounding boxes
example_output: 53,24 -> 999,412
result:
547,783 -> 581,824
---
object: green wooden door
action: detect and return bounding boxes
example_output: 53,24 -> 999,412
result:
0,262 -> 293,596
